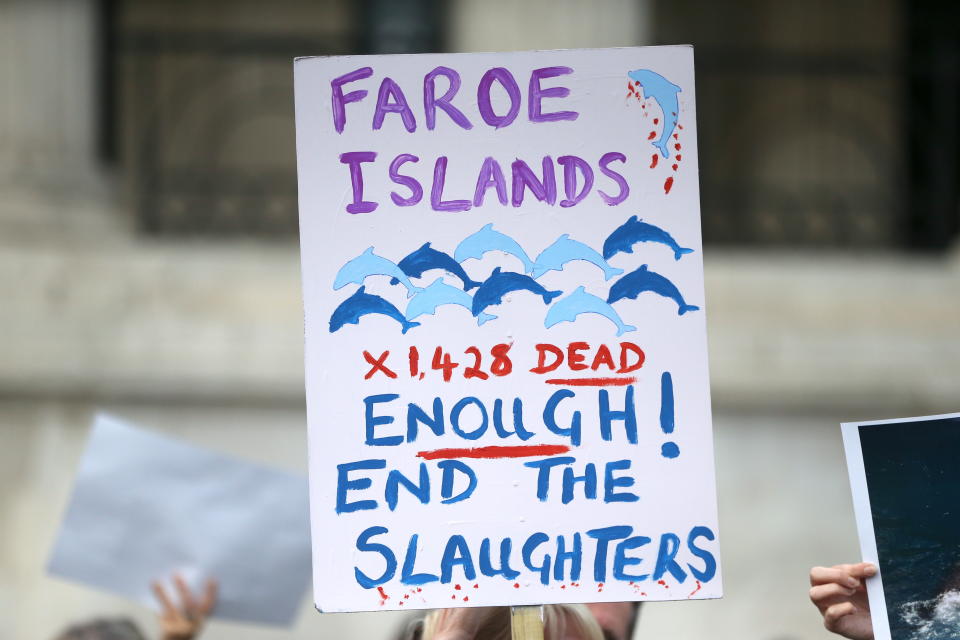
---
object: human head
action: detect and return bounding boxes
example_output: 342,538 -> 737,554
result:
412,603 -> 615,640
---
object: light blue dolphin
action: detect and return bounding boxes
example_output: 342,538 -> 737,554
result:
453,223 -> 535,274
628,69 -> 681,158
532,234 -> 624,281
405,278 -> 497,326
332,247 -> 422,298
545,286 -> 637,336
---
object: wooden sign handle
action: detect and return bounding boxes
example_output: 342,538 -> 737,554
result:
510,605 -> 544,640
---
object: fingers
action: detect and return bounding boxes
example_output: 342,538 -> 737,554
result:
174,574 -> 198,618
200,578 -> 219,616
152,581 -> 177,618
810,563 -> 877,587
810,582 -> 857,609
823,601 -> 857,632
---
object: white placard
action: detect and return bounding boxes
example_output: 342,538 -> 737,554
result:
842,412 -> 960,640
294,46 -> 721,613
48,414 -> 312,626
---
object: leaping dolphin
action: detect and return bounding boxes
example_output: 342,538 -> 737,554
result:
602,215 -> 694,260
333,247 -> 422,298
628,69 -> 681,159
545,286 -> 637,336
330,286 -> 420,334
607,264 -> 699,315
392,242 -> 482,291
532,234 -> 624,281
405,278 -> 497,326
472,267 -> 562,317
454,223 -> 535,274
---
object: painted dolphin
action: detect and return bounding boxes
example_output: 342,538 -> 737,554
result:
471,267 -> 562,317
532,234 -> 624,281
330,286 -> 420,334
392,242 -> 482,291
454,223 -> 535,274
333,247 -> 422,298
602,215 -> 694,260
545,286 -> 637,336
405,278 -> 497,326
607,264 -> 699,315
628,69 -> 681,158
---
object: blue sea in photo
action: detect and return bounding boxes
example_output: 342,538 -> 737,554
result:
860,417 -> 960,640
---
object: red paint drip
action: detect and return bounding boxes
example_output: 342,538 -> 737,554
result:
455,584 -> 461,590
673,133 -> 679,140
417,444 -> 570,460
561,584 -> 566,589
647,131 -> 656,140
672,164 -> 678,171
641,592 -> 647,596
513,583 -> 520,589
417,588 -> 422,592
545,377 -> 636,387
688,580 -> 702,597
473,584 -> 478,589
678,124 -> 684,129
674,143 -> 681,151
451,595 -> 456,599
404,594 -> 410,599
657,580 -> 669,588
675,154 -> 682,161
650,154 -> 658,169
664,176 -> 674,194
378,587 -> 389,600
653,118 -> 659,125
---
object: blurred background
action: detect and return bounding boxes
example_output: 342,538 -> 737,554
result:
1,0 -> 958,639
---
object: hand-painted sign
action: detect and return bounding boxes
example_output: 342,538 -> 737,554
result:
294,46 -> 721,613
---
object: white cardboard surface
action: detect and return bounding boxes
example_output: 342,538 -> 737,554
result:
295,46 -> 721,613
47,414 -> 312,627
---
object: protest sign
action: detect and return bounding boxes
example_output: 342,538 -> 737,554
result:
48,414 -> 312,626
294,46 -> 721,613
842,413 -> 960,640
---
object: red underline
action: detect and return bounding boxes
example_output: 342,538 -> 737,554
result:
544,377 -> 637,387
416,444 -> 571,460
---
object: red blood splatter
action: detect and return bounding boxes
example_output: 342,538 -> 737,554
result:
657,580 -> 669,588
378,587 -> 389,600
672,164 -> 678,171
463,596 -> 469,602
641,592 -> 647,596
673,133 -> 679,140
560,584 -> 566,589
675,154 -> 682,161
641,103 -> 646,109
629,581 -> 634,585
635,81 -> 641,86
688,580 -> 702,597
653,118 -> 659,125
650,154 -> 658,169
399,601 -> 405,606
664,176 -> 674,194
454,584 -> 461,590
404,594 -> 410,599
513,583 -> 520,588
674,143 -> 681,151
678,124 -> 684,130
416,588 -> 422,593
647,131 -> 656,140
473,584 -> 479,589
451,595 -> 456,599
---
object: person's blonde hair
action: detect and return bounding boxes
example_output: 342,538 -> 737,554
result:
416,604 -> 604,640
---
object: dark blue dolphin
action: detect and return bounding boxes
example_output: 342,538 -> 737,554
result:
607,264 -> 699,315
329,286 -> 420,334
603,215 -> 694,260
391,242 -> 482,291
471,267 -> 562,317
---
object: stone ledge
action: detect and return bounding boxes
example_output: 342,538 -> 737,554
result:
2,242 -> 958,413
